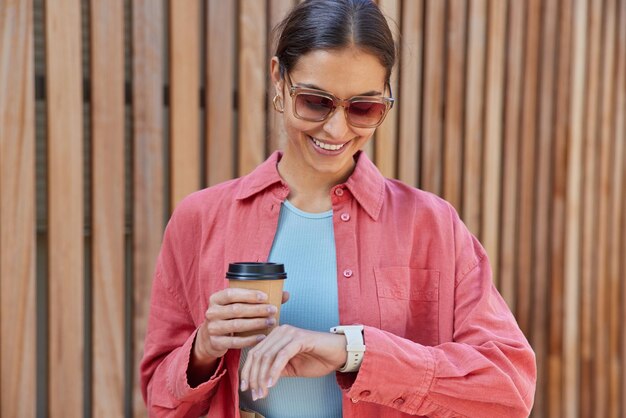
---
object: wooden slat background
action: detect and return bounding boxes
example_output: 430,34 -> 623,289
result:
0,0 -> 625,417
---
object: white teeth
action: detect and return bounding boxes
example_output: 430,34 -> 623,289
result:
312,137 -> 346,151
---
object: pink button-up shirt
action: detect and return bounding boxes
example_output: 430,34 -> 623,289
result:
140,151 -> 536,417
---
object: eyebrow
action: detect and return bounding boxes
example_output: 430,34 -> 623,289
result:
295,82 -> 382,97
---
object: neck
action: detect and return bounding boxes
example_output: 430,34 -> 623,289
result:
277,153 -> 355,213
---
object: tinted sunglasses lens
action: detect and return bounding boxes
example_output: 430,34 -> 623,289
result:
294,93 -> 333,121
348,101 -> 387,126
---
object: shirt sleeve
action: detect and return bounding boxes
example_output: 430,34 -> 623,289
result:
140,209 -> 228,416
337,209 -> 537,417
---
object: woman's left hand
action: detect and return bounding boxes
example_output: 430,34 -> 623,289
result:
239,324 -> 348,400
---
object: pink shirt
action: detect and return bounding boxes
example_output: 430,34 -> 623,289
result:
140,151 -> 536,417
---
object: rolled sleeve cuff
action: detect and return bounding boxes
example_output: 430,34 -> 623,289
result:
168,329 -> 227,403
338,326 -> 435,413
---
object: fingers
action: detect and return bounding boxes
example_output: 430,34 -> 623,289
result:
240,325 -> 302,400
206,302 -> 277,322
281,290 -> 290,304
206,315 -> 276,336
209,287 -> 268,306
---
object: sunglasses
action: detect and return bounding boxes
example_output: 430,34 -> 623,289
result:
285,73 -> 395,128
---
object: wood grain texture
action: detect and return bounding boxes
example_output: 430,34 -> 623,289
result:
462,0 -> 486,236
516,0 -> 541,338
580,0 -> 603,415
398,0 -> 423,187
481,0 -> 506,289
607,0 -> 625,410
595,0 -> 617,415
534,1 -> 558,416
442,0 -> 466,211
0,1 -> 36,416
45,0 -> 84,416
267,0 -> 294,154
550,0 -> 574,416
421,0 -> 445,195
90,0 -> 125,416
207,0 -> 236,186
562,1 -> 586,416
499,0 -> 525,311
132,1 -> 164,416
238,0 -> 267,176
376,0 -> 400,179
610,0 -> 626,416
170,0 -> 200,208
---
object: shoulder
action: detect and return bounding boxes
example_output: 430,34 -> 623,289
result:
382,178 -> 457,220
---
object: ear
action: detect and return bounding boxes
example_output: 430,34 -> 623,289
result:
270,56 -> 283,95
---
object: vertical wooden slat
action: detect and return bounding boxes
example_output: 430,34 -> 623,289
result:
549,1 -> 574,418
516,0 -> 540,338
481,0 -> 506,288
563,0 -> 589,415
442,0 -> 466,211
421,0 -> 445,195
90,0 -> 125,416
170,0 -> 200,208
0,1 -> 36,416
610,0 -> 626,417
267,0 -> 293,154
580,0 -> 603,415
499,0 -> 525,311
595,0 -> 617,415
534,1 -> 558,416
562,0 -> 586,415
45,0 -> 84,416
608,0 -> 625,409
398,0 -> 424,187
207,0 -> 236,186
376,0 -> 400,179
239,0 -> 267,176
462,0 -> 486,235
132,1 -> 164,416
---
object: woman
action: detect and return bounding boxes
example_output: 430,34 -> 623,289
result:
140,1 -> 536,417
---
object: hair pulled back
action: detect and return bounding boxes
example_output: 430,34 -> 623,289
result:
273,0 -> 396,82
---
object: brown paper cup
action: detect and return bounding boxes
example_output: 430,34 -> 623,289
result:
226,262 -> 286,337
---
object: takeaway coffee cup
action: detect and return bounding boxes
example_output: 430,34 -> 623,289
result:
226,262 -> 287,336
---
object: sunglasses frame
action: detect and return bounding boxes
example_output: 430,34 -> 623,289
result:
285,73 -> 395,128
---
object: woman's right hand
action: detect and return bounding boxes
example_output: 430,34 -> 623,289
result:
188,288 -> 288,385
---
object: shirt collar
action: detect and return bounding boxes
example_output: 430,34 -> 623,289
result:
235,150 -> 385,221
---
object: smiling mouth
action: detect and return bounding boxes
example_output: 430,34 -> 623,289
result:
310,136 -> 347,151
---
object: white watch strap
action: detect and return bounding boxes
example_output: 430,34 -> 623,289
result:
330,325 -> 365,373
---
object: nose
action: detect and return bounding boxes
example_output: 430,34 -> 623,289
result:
322,106 -> 351,140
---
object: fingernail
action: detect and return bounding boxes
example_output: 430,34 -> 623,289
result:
257,292 -> 267,301
256,334 -> 266,342
240,380 -> 247,391
251,389 -> 258,401
267,378 -> 274,388
266,318 -> 276,326
267,305 -> 277,313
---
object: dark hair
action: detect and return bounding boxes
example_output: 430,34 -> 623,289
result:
273,0 -> 396,82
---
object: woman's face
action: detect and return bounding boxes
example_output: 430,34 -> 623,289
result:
271,46 -> 388,181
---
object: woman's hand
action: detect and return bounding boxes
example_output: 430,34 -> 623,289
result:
188,288 -> 289,386
239,325 -> 348,400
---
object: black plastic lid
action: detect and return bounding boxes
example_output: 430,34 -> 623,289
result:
226,262 -> 287,280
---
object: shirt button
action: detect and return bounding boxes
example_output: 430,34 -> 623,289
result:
351,398 -> 359,403
334,187 -> 344,196
343,269 -> 353,278
340,212 -> 350,222
393,397 -> 405,405
360,390 -> 371,397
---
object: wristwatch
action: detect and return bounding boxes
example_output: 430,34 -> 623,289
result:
330,325 -> 365,373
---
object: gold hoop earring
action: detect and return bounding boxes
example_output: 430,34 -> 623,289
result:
272,94 -> 284,113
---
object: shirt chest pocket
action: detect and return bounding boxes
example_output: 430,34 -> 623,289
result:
374,267 -> 440,346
